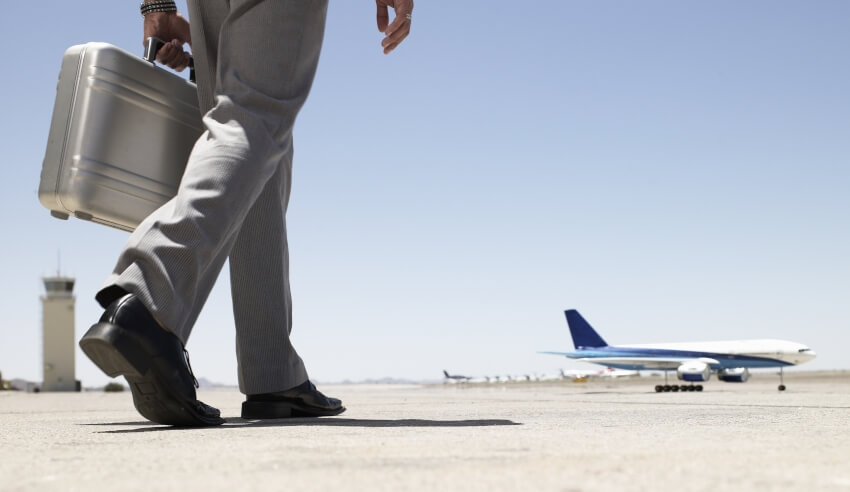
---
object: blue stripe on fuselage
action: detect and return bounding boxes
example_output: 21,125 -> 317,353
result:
563,346 -> 792,370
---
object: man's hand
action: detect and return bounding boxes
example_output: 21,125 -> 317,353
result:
376,0 -> 413,54
143,12 -> 192,71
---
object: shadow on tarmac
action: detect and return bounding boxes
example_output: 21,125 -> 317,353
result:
84,418 -> 521,433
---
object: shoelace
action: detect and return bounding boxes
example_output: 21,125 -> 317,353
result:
183,348 -> 200,389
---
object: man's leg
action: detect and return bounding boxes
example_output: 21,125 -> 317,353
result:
187,1 -> 309,393
80,0 -> 231,427
84,0 -> 330,425
216,0 -> 343,418
229,153 -> 308,395
231,147 -> 344,419
97,0 -> 329,341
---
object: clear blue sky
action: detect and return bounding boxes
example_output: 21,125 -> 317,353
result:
1,1 -> 848,387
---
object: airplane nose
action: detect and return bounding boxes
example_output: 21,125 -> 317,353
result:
791,346 -> 816,364
798,349 -> 816,363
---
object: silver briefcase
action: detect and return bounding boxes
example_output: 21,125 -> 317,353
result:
39,39 -> 201,232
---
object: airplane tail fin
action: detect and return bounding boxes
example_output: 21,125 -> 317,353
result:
443,370 -> 450,378
565,310 -> 608,349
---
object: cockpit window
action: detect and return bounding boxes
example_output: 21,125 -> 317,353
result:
799,348 -> 811,352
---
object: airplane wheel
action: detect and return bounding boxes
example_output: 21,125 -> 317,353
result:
671,385 -> 680,392
696,385 -> 703,391
778,384 -> 786,391
655,385 -> 663,393
663,385 -> 671,392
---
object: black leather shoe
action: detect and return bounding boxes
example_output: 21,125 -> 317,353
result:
242,381 -> 346,419
79,294 -> 224,426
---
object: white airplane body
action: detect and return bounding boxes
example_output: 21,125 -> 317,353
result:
542,310 -> 816,391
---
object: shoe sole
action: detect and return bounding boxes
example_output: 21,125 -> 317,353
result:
241,400 -> 346,419
80,322 -> 224,427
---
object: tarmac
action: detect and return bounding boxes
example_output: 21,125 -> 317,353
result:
1,371 -> 849,492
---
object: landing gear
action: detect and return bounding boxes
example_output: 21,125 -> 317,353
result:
778,367 -> 786,391
653,371 -> 704,392
653,383 -> 703,392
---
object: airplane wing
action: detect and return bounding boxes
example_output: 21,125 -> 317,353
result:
575,357 -> 720,370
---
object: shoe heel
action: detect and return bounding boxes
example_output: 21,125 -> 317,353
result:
79,323 -> 148,378
241,401 -> 293,419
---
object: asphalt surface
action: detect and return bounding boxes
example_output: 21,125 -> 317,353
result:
1,371 -> 849,491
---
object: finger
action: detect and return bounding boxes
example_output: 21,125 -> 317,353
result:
156,42 -> 180,66
376,2 -> 389,32
180,52 -> 191,72
382,21 -> 410,45
166,40 -> 186,66
382,24 -> 410,54
158,41 -> 188,70
156,43 -> 175,65
382,33 -> 409,54
171,52 -> 190,72
384,11 -> 410,39
384,0 -> 413,34
382,34 -> 408,55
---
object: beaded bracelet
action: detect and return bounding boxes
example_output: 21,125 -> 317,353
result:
141,2 -> 177,16
140,0 -> 177,17
141,0 -> 176,9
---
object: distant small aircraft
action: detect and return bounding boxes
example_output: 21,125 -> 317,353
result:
542,309 -> 816,392
443,370 -> 471,382
595,367 -> 639,378
558,369 -> 591,380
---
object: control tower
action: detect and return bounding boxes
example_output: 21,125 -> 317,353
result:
41,275 -> 78,392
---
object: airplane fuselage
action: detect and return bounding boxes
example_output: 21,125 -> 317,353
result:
568,339 -> 816,371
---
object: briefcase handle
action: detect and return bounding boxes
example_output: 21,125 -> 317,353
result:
143,37 -> 196,83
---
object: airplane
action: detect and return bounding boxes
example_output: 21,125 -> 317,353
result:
558,369 -> 593,381
443,370 -> 472,383
541,309 -> 816,392
595,367 -> 639,379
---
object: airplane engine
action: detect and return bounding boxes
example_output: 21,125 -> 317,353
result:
717,367 -> 750,383
676,361 -> 711,382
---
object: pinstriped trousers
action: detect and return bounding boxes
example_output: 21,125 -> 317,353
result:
96,0 -> 329,395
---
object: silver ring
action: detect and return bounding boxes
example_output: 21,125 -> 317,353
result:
405,13 -> 412,20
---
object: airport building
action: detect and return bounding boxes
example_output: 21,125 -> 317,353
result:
41,275 -> 79,392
